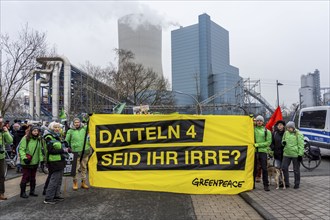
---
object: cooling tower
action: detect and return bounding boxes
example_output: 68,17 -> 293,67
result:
118,14 -> 164,79
324,92 -> 330,105
299,87 -> 314,107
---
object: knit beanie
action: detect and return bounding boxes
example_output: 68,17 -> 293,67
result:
30,126 -> 40,132
255,115 -> 264,122
286,121 -> 296,129
73,118 -> 81,123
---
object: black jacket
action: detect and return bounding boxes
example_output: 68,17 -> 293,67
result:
13,129 -> 25,148
270,129 -> 285,161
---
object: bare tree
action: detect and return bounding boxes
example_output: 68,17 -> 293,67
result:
70,61 -> 119,115
0,24 -> 50,116
113,49 -> 174,107
70,49 -> 174,115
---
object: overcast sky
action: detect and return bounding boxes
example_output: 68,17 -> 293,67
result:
1,0 -> 329,107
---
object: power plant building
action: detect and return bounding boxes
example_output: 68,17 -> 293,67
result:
171,13 -> 241,110
299,69 -> 321,108
118,14 -> 164,79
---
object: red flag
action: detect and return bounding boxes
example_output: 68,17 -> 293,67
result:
266,106 -> 283,131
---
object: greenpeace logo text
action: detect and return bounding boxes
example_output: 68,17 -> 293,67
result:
192,178 -> 245,188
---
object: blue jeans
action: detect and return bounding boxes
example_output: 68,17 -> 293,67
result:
281,156 -> 300,186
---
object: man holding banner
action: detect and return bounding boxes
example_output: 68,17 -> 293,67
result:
253,115 -> 272,191
65,118 -> 90,190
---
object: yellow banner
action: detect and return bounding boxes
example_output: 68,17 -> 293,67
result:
88,114 -> 255,194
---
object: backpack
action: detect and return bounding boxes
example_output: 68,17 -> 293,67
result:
309,146 -> 321,160
264,127 -> 268,140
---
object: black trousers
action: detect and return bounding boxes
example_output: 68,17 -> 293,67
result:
0,159 -> 5,194
281,156 -> 300,186
254,152 -> 269,186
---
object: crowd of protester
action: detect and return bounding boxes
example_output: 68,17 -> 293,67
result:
0,116 -> 91,204
0,113 -> 305,203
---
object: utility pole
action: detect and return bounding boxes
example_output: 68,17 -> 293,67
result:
276,80 -> 283,107
173,90 -> 202,115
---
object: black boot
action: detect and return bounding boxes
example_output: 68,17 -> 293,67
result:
29,182 -> 38,197
20,183 -> 29,198
264,185 -> 270,191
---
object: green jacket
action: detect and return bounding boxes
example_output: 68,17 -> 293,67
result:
282,130 -> 304,158
43,132 -> 66,172
0,131 -> 13,160
44,133 -> 62,163
19,136 -> 44,166
65,125 -> 90,156
254,126 -> 272,153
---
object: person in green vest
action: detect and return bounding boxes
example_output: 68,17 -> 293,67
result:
0,116 -> 13,200
19,126 -> 44,198
253,115 -> 272,191
43,122 -> 71,204
281,121 -> 304,189
65,118 -> 91,190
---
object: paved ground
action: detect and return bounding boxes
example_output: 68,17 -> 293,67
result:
0,172 -> 261,220
1,157 -> 329,219
192,195 -> 262,220
241,175 -> 330,220
1,174 -> 196,220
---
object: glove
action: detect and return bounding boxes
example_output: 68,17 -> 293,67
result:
62,141 -> 70,148
282,141 -> 287,146
23,158 -> 31,164
297,156 -> 302,162
63,147 -> 72,153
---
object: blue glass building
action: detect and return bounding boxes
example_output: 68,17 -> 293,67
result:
172,13 -> 241,113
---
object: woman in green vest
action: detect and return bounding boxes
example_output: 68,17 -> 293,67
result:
43,122 -> 71,204
19,126 -> 44,198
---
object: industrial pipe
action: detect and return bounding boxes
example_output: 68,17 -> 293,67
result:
29,63 -> 55,119
35,62 -> 55,119
36,56 -> 71,120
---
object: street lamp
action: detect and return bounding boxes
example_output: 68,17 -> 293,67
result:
276,80 -> 283,107
173,90 -> 202,115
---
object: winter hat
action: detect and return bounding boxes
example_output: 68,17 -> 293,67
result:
30,126 -> 40,132
48,121 -> 60,130
275,120 -> 286,127
73,118 -> 81,123
286,121 -> 296,129
255,115 -> 264,122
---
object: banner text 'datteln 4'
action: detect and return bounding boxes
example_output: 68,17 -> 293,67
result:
88,114 -> 255,194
